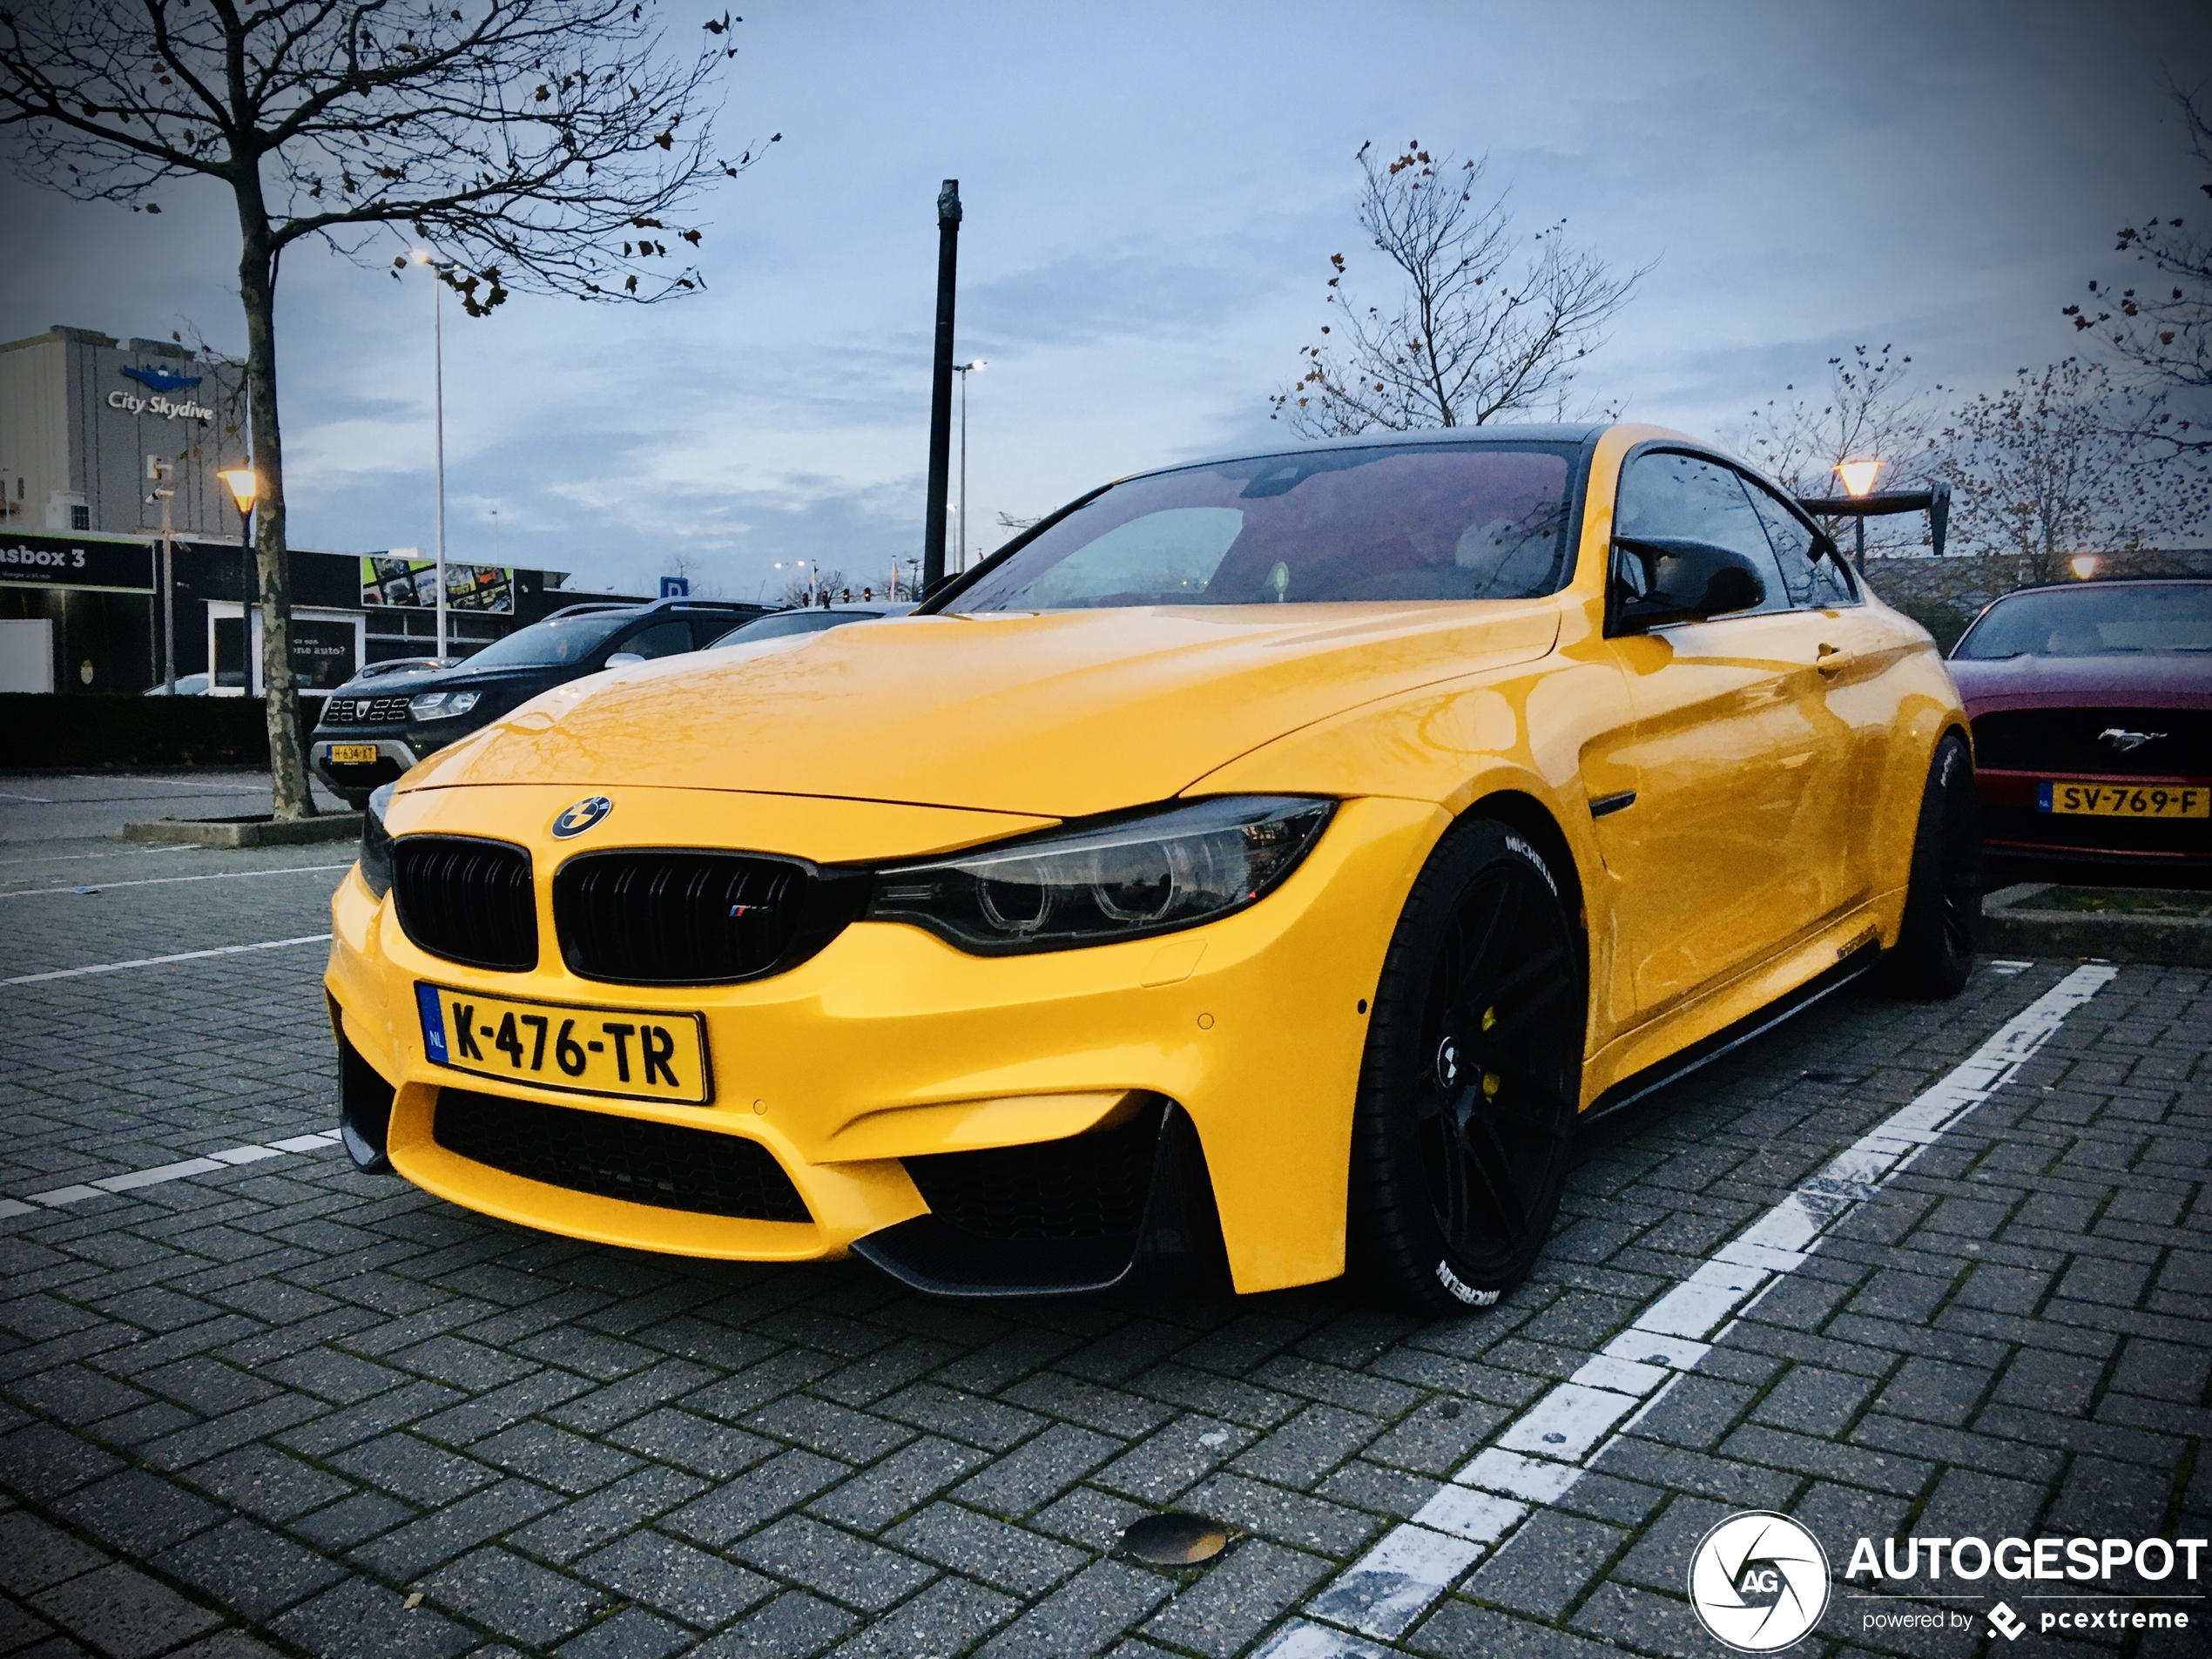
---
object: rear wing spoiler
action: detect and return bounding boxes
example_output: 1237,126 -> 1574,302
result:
1796,481 -> 1952,560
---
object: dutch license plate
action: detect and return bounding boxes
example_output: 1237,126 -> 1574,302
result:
328,743 -> 380,765
415,984 -> 712,1105
2039,781 -> 2209,819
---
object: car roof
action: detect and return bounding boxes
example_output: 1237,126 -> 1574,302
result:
1986,576 -> 2212,601
1158,423 -> 1609,481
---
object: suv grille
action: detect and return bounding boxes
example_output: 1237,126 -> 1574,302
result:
393,837 -> 537,972
903,1100 -> 1162,1243
434,1089 -> 810,1222
322,694 -> 412,725
554,850 -> 864,985
1973,707 -> 2212,777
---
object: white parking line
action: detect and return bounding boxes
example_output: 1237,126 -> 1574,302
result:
1263,961 -> 2121,1656
0,864 -> 351,900
2,933 -> 333,985
0,1130 -> 345,1217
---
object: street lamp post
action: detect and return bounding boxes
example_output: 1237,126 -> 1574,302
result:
145,455 -> 176,695
218,466 -> 259,691
921,180 -> 962,592
952,360 -> 985,573
1833,458 -> 1883,575
412,250 -> 449,658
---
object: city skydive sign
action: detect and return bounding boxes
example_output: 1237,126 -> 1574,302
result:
105,388 -> 216,421
0,531 -> 156,590
111,361 -> 218,422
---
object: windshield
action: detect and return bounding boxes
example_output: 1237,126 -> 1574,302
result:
713,610 -> 872,645
459,612 -> 633,670
944,443 -> 1580,612
1952,583 -> 2212,659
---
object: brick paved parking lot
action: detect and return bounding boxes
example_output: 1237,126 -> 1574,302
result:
3,773 -> 2207,1658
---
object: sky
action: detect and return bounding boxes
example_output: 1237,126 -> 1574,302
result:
7,0 -> 2209,599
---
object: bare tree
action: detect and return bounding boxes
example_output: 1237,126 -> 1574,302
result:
1735,344 -> 1942,556
1934,359 -> 2209,581
1271,141 -> 1649,437
0,0 -> 767,815
2066,74 -> 2212,433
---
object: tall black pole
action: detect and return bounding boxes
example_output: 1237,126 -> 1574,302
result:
922,179 -> 961,592
239,507 -> 254,689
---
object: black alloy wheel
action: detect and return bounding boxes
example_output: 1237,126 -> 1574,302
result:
1878,732 -> 1979,999
1351,819 -> 1585,1314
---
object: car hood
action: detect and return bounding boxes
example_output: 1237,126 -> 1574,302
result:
1948,652 -> 2212,718
407,602 -> 1561,818
328,664 -> 554,699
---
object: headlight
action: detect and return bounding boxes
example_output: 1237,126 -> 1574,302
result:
361,782 -> 395,899
865,795 -> 1334,954
408,690 -> 480,720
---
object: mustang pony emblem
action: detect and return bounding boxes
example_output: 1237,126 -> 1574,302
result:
551,796 -> 613,838
2098,728 -> 2164,753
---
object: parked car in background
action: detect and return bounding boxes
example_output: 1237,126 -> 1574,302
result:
352,657 -> 455,680
142,672 -> 212,696
309,598 -> 766,807
327,424 -> 1979,1315
1948,577 -> 2211,886
709,601 -> 917,648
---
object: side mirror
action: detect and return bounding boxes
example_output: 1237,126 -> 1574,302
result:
1612,536 -> 1767,631
604,651 -> 645,667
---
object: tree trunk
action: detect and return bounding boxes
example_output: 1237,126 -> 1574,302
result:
235,212 -> 312,819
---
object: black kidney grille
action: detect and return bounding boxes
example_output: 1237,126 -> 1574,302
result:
392,836 -> 537,972
903,1101 -> 1161,1244
555,850 -> 821,984
435,1089 -> 810,1222
1973,707 -> 2212,777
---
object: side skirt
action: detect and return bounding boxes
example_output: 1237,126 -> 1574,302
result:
1580,941 -> 1881,1126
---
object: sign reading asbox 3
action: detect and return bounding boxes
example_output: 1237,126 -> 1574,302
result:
0,533 -> 155,590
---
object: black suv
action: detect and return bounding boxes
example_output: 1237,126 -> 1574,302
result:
310,598 -> 765,806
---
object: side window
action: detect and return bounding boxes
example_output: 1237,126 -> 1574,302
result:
1742,481 -> 1858,610
1612,451 -> 1790,617
623,621 -> 694,661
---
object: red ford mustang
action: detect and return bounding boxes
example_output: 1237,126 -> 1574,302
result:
1946,577 -> 2211,885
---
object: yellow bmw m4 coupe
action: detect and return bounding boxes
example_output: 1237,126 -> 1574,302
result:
326,422 -> 1979,1315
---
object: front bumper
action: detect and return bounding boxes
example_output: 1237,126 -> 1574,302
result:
310,732 -> 421,798
1977,768 -> 2212,870
325,785 -> 1443,1293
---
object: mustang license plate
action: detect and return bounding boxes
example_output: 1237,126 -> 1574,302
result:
2039,782 -> 2209,819
415,984 -> 712,1105
327,743 -> 380,765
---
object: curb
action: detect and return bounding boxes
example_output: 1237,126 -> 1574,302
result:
1984,884 -> 2212,968
123,813 -> 364,848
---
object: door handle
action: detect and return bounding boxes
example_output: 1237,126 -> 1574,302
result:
1816,643 -> 1850,676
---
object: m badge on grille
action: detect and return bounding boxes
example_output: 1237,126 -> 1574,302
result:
552,796 -> 613,838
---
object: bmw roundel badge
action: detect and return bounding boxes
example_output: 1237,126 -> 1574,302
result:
552,796 -> 613,839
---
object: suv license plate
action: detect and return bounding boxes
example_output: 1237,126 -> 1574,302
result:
415,984 -> 712,1105
328,743 -> 380,765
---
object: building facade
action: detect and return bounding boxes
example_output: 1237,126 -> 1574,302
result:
0,525 -> 605,697
0,327 -> 249,537
0,323 -> 648,701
